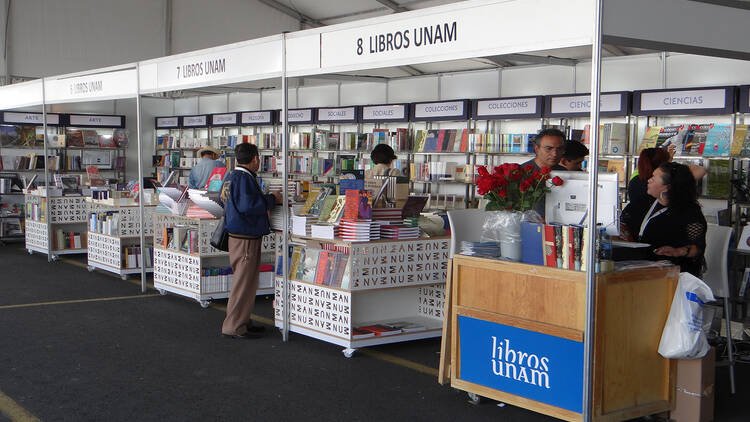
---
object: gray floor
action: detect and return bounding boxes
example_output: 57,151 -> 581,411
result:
0,245 -> 747,421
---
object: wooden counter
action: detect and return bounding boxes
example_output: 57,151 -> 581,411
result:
441,255 -> 678,421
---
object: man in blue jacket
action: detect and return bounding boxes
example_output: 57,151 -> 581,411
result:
221,143 -> 281,339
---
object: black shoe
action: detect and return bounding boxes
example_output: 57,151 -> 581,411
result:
221,331 -> 262,340
245,323 -> 266,333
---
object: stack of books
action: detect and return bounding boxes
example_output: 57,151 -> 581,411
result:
460,241 -> 501,258
372,207 -> 403,221
291,214 -> 316,237
379,224 -> 419,240
339,220 -> 380,241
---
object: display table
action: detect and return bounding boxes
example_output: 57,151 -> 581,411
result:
442,255 -> 678,421
86,200 -> 157,279
25,193 -> 88,259
152,213 -> 277,307
274,236 -> 449,357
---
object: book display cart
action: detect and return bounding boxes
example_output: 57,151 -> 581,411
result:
152,213 -> 278,308
274,236 -> 449,357
24,192 -> 88,259
86,200 -> 157,280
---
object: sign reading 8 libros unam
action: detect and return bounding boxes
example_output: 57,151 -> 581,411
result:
458,315 -> 583,413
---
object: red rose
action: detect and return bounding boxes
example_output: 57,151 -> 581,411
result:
551,176 -> 564,186
522,163 -> 534,173
540,166 -> 551,175
476,177 -> 495,195
477,166 -> 490,177
497,188 -> 507,198
508,169 -> 522,182
519,179 -> 532,193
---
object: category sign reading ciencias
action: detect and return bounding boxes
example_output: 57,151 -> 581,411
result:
549,93 -> 623,115
639,88 -> 726,111
458,316 -> 583,413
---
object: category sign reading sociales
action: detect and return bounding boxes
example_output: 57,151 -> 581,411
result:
458,316 -> 583,413
316,107 -> 357,123
360,104 -> 408,122
634,87 -> 734,115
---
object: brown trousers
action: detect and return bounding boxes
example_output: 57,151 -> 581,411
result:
222,236 -> 262,336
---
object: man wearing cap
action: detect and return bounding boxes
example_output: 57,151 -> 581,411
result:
188,146 -> 225,189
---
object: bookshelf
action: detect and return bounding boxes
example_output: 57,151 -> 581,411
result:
237,110 -> 280,176
274,236 -> 449,357
152,213 -> 278,307
86,199 -> 157,279
24,192 -> 88,258
0,172 -> 25,243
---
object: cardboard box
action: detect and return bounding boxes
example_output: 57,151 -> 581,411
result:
671,347 -> 715,422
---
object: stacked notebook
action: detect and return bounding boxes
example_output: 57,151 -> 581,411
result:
460,241 -> 501,257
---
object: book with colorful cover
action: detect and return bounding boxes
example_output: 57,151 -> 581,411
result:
357,324 -> 402,336
65,129 -> 85,147
730,124 -> 747,157
682,123 -> 712,156
314,251 -> 329,285
342,190 -> 372,221
655,124 -> 687,150
205,167 -> 228,192
637,126 -> 662,153
82,130 -> 100,146
325,196 -> 347,224
703,124 -> 732,157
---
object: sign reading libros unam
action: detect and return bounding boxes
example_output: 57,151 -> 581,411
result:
355,21 -> 457,57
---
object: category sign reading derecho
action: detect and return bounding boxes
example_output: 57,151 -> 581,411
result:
44,68 -> 138,103
458,316 -> 583,413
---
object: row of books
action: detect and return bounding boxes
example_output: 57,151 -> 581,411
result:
89,211 -> 120,236
122,246 -> 153,269
155,135 -> 209,150
53,229 -> 86,250
281,246 -> 351,288
0,126 -> 128,148
582,123 -> 629,155
161,225 -> 200,254
351,320 -> 428,339
201,266 -> 233,292
519,222 -> 590,271
637,123 -> 742,157
287,156 -> 335,176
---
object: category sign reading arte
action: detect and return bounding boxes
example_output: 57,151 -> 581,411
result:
2,112 -> 60,126
69,114 -> 124,128
458,316 -> 583,413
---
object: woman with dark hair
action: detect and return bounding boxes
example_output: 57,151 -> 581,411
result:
620,162 -> 707,276
628,147 -> 671,204
367,144 -> 401,178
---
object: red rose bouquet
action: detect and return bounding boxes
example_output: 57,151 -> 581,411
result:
476,163 -> 563,212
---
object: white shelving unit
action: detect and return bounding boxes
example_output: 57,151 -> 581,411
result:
274,237 -> 449,357
86,200 -> 157,279
24,193 -> 88,259
152,213 -> 278,307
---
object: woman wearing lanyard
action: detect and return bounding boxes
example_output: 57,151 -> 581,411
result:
620,162 -> 707,277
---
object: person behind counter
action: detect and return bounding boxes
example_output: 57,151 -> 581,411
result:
619,162 -> 707,277
366,144 -> 402,178
559,140 -> 589,171
520,128 -> 566,218
188,146 -> 225,189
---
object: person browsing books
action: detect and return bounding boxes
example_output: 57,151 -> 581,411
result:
220,143 -> 282,339
619,162 -> 707,277
366,144 -> 401,178
559,140 -> 589,171
188,146 -> 225,189
624,147 -> 706,235
520,128 -> 566,218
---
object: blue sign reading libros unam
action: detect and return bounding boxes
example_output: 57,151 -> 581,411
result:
458,316 -> 583,413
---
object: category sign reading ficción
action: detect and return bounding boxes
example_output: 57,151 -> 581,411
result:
2,112 -> 60,126
634,87 -> 733,115
458,316 -> 584,413
183,115 -> 208,127
44,68 -> 138,104
69,115 -> 124,128
316,107 -> 357,123
240,111 -> 274,125
360,104 -> 408,122
475,97 -> 542,119
211,113 -> 238,126
412,100 -> 467,121
156,117 -> 179,128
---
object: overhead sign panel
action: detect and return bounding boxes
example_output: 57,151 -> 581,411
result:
280,109 -> 315,124
411,100 -> 469,121
141,36 -> 283,93
316,107 -> 359,124
288,0 -> 593,76
68,114 -> 126,128
182,115 -> 209,127
360,104 -> 410,122
240,110 -> 276,126
44,68 -> 138,104
155,117 -> 180,129
2,112 -> 60,126
210,113 -> 239,126
0,80 -> 44,109
632,87 -> 735,116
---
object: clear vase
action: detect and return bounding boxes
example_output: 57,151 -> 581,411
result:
481,210 -> 524,261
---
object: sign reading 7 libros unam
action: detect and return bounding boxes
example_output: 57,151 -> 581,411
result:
458,315 -> 583,413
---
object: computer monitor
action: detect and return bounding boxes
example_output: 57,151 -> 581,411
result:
545,171 -> 620,235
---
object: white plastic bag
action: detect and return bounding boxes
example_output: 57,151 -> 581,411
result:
658,272 -> 715,359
